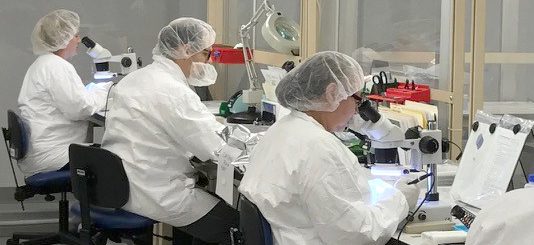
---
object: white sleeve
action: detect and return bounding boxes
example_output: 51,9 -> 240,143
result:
160,91 -> 225,161
301,146 -> 409,245
47,65 -> 103,120
85,81 -> 114,110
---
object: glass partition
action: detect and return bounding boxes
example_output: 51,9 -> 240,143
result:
319,0 -> 454,140
480,0 -> 534,182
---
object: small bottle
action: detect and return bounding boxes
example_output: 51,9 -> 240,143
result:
524,174 -> 534,189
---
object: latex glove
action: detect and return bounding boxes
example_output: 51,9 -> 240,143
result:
394,177 -> 421,212
85,81 -> 114,111
85,81 -> 113,92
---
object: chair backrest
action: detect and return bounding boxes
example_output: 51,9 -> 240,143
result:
239,195 -> 273,245
68,144 -> 129,208
6,110 -> 28,160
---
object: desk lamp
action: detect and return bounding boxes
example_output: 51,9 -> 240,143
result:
227,0 -> 300,124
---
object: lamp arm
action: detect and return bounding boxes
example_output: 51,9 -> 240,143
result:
239,0 -> 275,91
240,1 -> 274,33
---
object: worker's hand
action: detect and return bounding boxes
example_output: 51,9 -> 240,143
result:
394,177 -> 421,212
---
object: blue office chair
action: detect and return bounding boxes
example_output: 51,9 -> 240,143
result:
68,144 -> 155,245
232,195 -> 273,245
2,110 -> 76,245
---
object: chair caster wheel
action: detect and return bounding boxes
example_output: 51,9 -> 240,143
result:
45,194 -> 55,201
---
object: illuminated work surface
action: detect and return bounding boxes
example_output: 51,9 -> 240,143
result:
394,187 -> 468,245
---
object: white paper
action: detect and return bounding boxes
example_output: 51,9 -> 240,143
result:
404,100 -> 439,122
216,144 -> 242,205
451,122 -> 530,208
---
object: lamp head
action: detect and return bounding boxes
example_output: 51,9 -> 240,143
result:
261,11 -> 300,55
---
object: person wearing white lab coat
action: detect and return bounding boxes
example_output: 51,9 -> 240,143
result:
18,9 -> 111,176
101,18 -> 238,245
465,187 -> 534,245
239,51 -> 420,245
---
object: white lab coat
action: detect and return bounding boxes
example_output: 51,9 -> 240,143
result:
101,55 -> 224,227
465,188 -> 534,245
239,110 -> 409,245
18,53 -> 110,176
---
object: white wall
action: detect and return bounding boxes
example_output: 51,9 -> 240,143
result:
0,0 -> 207,187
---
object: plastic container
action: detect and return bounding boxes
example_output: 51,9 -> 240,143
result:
366,82 -> 431,104
210,44 -> 252,64
524,174 -> 534,188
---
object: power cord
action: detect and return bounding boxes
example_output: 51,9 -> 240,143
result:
443,138 -> 463,160
397,175 -> 435,244
2,129 -> 25,210
518,159 -> 528,183
152,233 -> 173,241
102,82 -> 117,128
516,129 -> 533,184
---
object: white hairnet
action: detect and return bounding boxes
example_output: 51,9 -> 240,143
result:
275,51 -> 365,112
153,17 -> 216,60
31,9 -> 80,55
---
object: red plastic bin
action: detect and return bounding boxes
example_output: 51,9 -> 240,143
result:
367,82 -> 431,104
210,44 -> 253,64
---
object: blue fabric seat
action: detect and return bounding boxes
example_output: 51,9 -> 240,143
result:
260,215 -> 273,245
14,170 -> 71,200
25,170 -> 70,189
70,204 -> 154,230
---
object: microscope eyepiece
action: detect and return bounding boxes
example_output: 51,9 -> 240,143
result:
81,37 -> 96,49
358,100 -> 381,123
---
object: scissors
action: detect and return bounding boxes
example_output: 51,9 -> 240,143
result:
372,71 -> 389,94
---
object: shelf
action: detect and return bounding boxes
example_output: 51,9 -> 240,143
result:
482,101 -> 534,115
463,101 -> 534,115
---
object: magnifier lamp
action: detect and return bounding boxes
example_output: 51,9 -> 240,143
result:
227,0 -> 300,124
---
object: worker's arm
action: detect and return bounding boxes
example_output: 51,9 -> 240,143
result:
159,90 -> 225,162
48,64 -> 105,120
301,143 -> 409,245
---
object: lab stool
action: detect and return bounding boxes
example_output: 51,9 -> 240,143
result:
3,109 -> 77,245
68,143 -> 155,245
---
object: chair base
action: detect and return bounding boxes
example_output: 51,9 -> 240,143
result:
9,233 -> 59,245
8,231 -> 119,245
6,194 -> 78,245
8,226 -> 154,245
102,226 -> 153,245
8,231 -> 80,245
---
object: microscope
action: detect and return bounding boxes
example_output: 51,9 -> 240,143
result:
81,37 -> 141,80
349,100 -> 442,201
